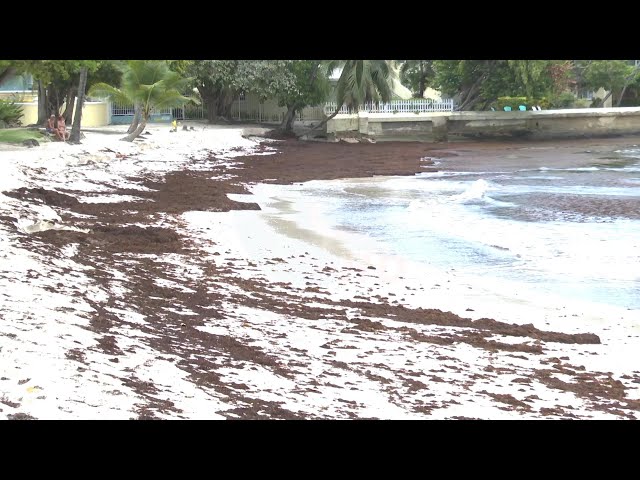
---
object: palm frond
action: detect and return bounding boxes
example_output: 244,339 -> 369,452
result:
87,82 -> 132,105
94,60 -> 193,115
324,60 -> 344,78
152,91 -> 193,110
333,60 -> 394,109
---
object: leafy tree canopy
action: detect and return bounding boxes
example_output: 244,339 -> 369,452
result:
432,60 -> 565,110
580,60 -> 635,92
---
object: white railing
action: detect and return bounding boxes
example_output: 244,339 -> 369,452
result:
110,98 -> 455,124
323,99 -> 455,115
110,102 -> 172,116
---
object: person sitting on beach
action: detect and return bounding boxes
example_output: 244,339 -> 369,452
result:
55,114 -> 70,141
45,115 -> 56,135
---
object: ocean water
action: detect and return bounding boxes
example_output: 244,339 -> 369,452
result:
253,145 -> 640,311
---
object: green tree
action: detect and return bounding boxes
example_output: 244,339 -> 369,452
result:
184,60 -> 239,123
182,60 -> 308,125
7,60 -> 102,125
580,60 -> 639,107
398,60 -> 434,98
433,60 -> 498,110
14,61 -> 84,123
234,60 -> 301,111
616,63 -> 640,107
272,60 -> 330,132
433,60 -> 559,110
18,60 -> 76,124
89,60 -> 194,141
506,60 -> 553,99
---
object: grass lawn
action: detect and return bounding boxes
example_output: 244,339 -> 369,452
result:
0,128 -> 48,144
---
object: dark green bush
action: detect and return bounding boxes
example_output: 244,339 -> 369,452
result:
495,96 -> 528,110
549,91 -> 576,109
491,96 -> 554,111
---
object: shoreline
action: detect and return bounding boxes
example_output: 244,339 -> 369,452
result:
1,125 -> 639,419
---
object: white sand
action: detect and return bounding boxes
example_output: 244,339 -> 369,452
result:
0,123 -> 638,420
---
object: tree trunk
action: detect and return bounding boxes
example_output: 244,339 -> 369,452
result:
206,98 -> 217,123
69,67 -> 88,144
598,90 -> 613,108
46,85 -> 58,116
196,85 -> 217,124
121,116 -> 147,142
63,86 -> 76,122
458,87 -> 480,110
309,62 -> 320,85
52,85 -> 60,116
37,80 -> 49,125
456,61 -> 496,111
418,61 -> 426,98
457,79 -> 484,111
480,97 -> 495,111
206,92 -> 235,122
221,100 -> 234,120
617,87 -> 628,108
280,105 -> 297,131
127,102 -> 141,133
310,105 -> 341,131
219,88 -> 235,120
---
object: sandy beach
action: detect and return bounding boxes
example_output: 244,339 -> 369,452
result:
1,123 -> 639,419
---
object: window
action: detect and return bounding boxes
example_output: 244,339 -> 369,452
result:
0,73 -> 33,92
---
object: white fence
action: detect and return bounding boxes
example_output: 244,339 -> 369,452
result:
110,98 -> 455,125
110,102 -> 172,117
324,99 -> 455,115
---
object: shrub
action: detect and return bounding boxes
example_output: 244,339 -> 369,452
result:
0,98 -> 23,128
573,98 -> 592,108
495,96 -> 528,111
549,91 -> 576,109
533,97 -> 552,109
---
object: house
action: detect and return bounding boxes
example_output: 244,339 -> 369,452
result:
0,72 -> 36,102
0,72 -> 40,125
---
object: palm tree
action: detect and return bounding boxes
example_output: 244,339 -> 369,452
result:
312,60 -> 393,131
334,60 -> 393,109
89,61 -> 194,142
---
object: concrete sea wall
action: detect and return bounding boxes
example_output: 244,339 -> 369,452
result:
326,107 -> 640,141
